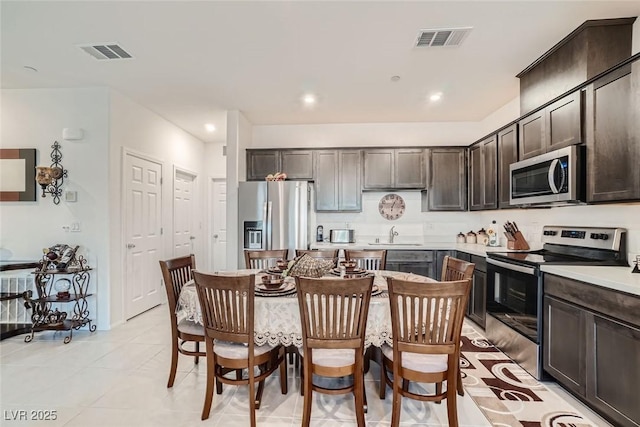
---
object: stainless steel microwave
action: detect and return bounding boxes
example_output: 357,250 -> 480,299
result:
510,145 -> 584,206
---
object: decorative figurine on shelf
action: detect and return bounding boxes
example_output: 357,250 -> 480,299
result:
41,244 -> 81,271
633,255 -> 640,274
265,172 -> 287,181
44,309 -> 67,327
54,278 -> 72,299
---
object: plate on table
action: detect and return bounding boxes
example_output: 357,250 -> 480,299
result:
330,268 -> 368,276
267,267 -> 285,275
255,280 -> 296,297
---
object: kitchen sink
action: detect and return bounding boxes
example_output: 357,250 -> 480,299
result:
367,243 -> 423,246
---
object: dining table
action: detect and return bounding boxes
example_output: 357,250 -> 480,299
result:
176,269 -> 436,349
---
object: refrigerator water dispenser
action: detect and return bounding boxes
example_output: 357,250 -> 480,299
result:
244,221 -> 263,249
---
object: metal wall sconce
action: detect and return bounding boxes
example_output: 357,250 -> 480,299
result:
35,141 -> 67,204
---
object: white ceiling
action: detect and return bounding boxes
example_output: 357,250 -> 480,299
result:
2,1 -> 639,143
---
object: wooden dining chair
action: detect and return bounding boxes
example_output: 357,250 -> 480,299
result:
344,249 -> 387,270
244,249 -> 288,269
193,271 -> 287,424
440,255 -> 475,396
379,278 -> 471,427
159,254 -> 206,388
441,255 -> 475,282
295,249 -> 339,267
295,276 -> 374,427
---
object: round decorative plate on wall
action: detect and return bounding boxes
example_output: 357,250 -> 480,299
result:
378,193 -> 405,220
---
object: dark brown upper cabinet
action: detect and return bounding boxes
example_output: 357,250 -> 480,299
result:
469,136 -> 497,211
497,125 -> 518,209
518,111 -> 545,160
363,149 -> 425,189
517,18 -> 635,115
314,149 -> 362,212
279,150 -> 314,180
518,91 -> 583,160
422,148 -> 466,211
247,150 -> 280,181
585,63 -> 640,203
547,91 -> 583,151
246,149 -> 314,181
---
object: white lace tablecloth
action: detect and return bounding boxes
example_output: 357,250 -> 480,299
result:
176,269 -> 435,348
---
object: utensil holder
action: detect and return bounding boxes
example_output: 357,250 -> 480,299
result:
505,231 -> 530,250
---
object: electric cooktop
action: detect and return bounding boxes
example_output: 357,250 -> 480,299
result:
487,225 -> 627,268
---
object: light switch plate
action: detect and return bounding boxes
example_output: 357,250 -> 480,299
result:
65,191 -> 77,202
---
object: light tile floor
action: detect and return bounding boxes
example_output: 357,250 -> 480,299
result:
0,306 -> 612,426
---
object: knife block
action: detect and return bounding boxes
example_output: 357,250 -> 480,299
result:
505,231 -> 530,250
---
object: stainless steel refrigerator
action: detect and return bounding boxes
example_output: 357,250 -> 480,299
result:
238,181 -> 310,266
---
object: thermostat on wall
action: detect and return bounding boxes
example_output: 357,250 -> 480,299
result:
62,128 -> 84,140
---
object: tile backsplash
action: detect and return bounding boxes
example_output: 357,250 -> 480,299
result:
311,190 -> 640,265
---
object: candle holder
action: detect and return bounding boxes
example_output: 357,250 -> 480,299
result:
35,141 -> 67,204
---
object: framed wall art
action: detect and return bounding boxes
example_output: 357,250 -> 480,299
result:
0,149 -> 37,201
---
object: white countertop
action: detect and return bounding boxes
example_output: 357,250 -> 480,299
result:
541,265 -> 640,297
308,241 -> 528,257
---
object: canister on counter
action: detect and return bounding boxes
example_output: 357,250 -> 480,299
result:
466,230 -> 477,244
456,232 -> 466,243
477,228 -> 488,245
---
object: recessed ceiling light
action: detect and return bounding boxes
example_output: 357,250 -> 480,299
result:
430,92 -> 443,102
390,75 -> 401,82
23,66 -> 38,72
205,124 -> 216,132
302,94 -> 316,105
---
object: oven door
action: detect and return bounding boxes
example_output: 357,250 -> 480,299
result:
486,258 -> 541,343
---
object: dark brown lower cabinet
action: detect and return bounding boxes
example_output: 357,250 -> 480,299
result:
587,315 -> 640,427
543,295 -> 586,396
456,252 -> 486,328
468,270 -> 486,328
385,250 -> 435,279
544,274 -> 640,427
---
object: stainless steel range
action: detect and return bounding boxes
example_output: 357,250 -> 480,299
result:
485,225 -> 627,380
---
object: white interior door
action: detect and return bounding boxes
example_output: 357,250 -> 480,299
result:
173,169 -> 197,257
124,153 -> 163,319
211,179 -> 227,271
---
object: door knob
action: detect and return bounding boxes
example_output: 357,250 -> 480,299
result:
189,236 -> 196,240
126,243 -> 136,249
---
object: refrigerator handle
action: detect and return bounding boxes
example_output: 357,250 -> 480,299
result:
265,201 -> 272,250
261,201 -> 268,250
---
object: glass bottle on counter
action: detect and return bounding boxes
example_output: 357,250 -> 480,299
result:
487,220 -> 499,247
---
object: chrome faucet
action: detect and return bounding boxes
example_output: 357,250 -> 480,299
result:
389,226 -> 399,243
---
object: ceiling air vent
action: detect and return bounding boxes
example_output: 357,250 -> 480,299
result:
415,27 -> 472,48
78,43 -> 133,60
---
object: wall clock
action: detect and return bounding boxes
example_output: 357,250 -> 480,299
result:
378,193 -> 405,220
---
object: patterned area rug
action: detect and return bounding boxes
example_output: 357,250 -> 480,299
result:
460,325 -> 597,427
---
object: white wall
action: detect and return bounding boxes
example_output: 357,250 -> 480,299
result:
108,90 -> 208,327
1,87 -> 110,328
205,142 -> 227,180
1,87 -> 225,329
477,97 -> 520,135
475,204 -> 640,265
252,121 -> 483,149
225,111 -> 253,270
